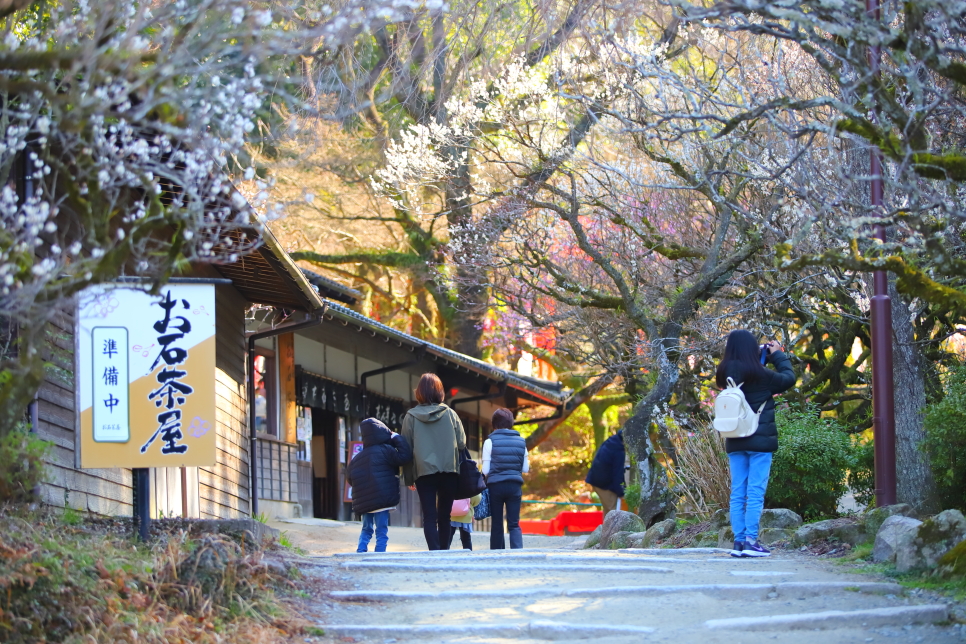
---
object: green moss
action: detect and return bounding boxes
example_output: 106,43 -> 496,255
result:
937,539 -> 966,578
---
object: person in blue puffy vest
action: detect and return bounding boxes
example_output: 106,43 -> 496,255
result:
347,417 -> 412,552
585,430 -> 626,517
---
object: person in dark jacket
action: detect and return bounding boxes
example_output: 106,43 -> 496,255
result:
482,408 -> 529,549
585,430 -> 626,517
347,417 -> 413,553
716,329 -> 796,558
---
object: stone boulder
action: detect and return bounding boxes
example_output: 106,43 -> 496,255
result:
760,509 -> 803,531
717,525 -> 735,550
896,509 -> 966,573
626,531 -> 650,548
694,530 -> 719,548
861,503 -> 918,538
584,525 -> 603,549
759,528 -> 794,546
936,539 -> 966,579
639,519 -> 677,547
793,518 -> 865,546
712,509 -> 730,529
597,510 -> 646,549
605,531 -> 634,550
873,515 -> 922,564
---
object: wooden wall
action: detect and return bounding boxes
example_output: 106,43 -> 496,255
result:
37,310 -> 134,515
200,284 -> 251,519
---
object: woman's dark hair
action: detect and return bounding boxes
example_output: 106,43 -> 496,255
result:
414,373 -> 445,404
492,408 -> 515,429
715,329 -> 769,388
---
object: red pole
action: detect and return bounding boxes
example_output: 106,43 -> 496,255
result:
867,0 -> 897,507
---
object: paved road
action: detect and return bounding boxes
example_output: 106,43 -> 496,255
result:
296,543 -> 965,643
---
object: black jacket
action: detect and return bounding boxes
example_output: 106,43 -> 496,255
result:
721,350 -> 796,453
585,431 -> 625,497
347,418 -> 413,515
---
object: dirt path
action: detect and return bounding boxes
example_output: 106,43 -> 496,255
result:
282,521 -> 965,644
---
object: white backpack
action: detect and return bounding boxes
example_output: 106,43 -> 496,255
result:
713,377 -> 767,438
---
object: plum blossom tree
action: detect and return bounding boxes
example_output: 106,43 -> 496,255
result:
372,16 -> 839,521
286,0 -> 617,355
0,0 -> 305,437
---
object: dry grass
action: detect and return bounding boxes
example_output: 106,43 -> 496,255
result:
666,420 -> 732,519
0,509 -> 310,644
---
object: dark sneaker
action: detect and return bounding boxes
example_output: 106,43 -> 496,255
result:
729,539 -> 744,558
742,538 -> 771,557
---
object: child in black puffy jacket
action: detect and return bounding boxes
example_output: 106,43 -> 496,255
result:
347,417 -> 412,552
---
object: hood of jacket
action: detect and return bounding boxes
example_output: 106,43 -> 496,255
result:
407,403 -> 451,423
360,418 -> 392,447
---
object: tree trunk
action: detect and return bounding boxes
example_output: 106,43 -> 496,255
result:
889,280 -> 941,514
622,355 -> 678,527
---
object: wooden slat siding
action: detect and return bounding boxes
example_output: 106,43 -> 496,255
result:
200,367 -> 250,519
37,311 -> 135,516
195,283 -> 251,520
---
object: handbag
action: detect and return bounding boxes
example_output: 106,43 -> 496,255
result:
452,498 -> 472,515
456,448 -> 486,498
473,488 -> 491,520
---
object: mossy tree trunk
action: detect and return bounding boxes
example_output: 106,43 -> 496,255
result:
890,281 -> 941,514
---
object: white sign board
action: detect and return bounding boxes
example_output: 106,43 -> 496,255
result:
76,283 -> 217,469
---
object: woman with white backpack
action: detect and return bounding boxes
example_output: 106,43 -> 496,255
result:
714,330 -> 796,558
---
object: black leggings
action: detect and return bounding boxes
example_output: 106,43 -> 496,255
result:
449,525 -> 473,550
415,472 -> 459,550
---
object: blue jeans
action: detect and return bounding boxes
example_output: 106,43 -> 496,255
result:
729,451 -> 773,542
357,510 -> 390,552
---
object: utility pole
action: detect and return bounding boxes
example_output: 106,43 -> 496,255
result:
866,0 -> 897,507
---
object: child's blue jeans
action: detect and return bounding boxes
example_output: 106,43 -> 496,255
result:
728,451 -> 773,542
357,510 -> 390,552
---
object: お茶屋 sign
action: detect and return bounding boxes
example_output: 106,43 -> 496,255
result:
76,284 -> 217,468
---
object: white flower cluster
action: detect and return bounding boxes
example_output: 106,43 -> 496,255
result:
0,0 -> 283,318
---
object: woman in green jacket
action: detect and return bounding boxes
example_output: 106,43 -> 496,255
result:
401,373 -> 467,550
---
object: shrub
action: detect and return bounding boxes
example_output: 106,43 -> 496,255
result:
766,405 -> 854,520
0,427 -> 50,504
848,433 -> 875,510
666,419 -> 731,518
922,364 -> 966,512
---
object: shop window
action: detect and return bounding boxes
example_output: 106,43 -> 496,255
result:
253,348 -> 278,437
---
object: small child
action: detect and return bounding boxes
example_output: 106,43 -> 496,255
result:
449,494 -> 482,550
346,418 -> 412,552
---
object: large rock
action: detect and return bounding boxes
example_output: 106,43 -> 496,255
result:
717,525 -> 735,550
639,519 -> 677,547
793,518 -> 865,546
694,530 -> 719,548
759,528 -> 794,545
712,509 -> 730,529
584,525 -> 603,549
861,503 -> 918,538
597,510 -> 646,549
873,515 -> 923,564
626,531 -> 650,548
760,509 -> 803,530
605,531 -> 635,550
897,509 -> 966,573
936,539 -> 966,579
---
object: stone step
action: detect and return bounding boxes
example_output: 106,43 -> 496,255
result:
317,605 -> 948,641
318,620 -> 656,640
705,604 -> 949,631
326,581 -> 901,602
339,561 -> 675,573
334,553 -> 744,565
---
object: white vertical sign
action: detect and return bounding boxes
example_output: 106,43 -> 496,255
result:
92,327 -> 130,442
